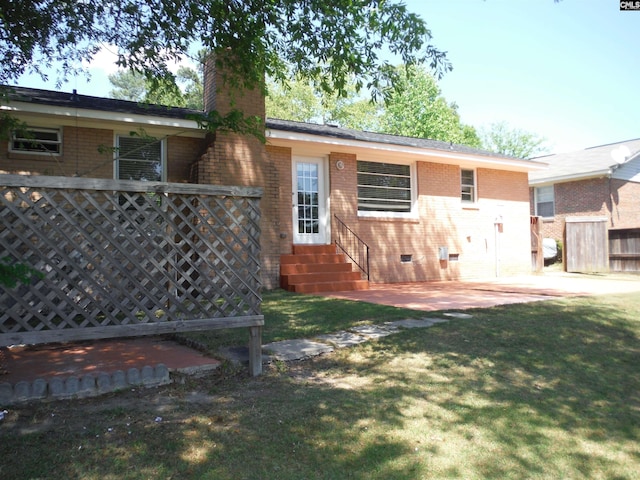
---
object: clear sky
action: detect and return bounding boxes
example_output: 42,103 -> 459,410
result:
13,0 -> 640,154
405,0 -> 640,153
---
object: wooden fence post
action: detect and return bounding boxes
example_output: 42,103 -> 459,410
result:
248,326 -> 263,376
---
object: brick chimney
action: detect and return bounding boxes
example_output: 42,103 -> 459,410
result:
195,53 -> 267,186
202,53 -> 265,121
195,53 -> 280,289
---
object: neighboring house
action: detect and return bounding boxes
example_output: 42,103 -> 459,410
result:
1,67 -> 545,291
529,139 -> 640,271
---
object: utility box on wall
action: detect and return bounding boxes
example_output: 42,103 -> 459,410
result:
438,246 -> 449,261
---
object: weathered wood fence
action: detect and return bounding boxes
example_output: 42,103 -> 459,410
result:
530,216 -> 543,273
609,228 -> 640,272
0,175 -> 264,375
565,216 -> 609,274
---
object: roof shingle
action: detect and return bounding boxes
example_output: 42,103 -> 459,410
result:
5,85 -> 519,160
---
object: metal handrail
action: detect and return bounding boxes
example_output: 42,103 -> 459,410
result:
334,214 -> 370,281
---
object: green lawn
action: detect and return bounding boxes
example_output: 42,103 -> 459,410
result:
181,288 -> 428,354
1,290 -> 639,479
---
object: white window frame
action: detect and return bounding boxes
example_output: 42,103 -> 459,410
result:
535,185 -> 555,218
10,127 -> 62,156
114,134 -> 166,182
461,168 -> 476,204
357,159 -> 417,219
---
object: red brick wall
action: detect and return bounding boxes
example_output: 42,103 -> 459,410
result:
611,179 -> 640,230
167,136 -> 203,183
327,157 -> 532,283
1,126 -> 203,181
0,126 -> 114,177
190,133 -> 533,284
266,145 -> 294,255
531,178 -> 640,242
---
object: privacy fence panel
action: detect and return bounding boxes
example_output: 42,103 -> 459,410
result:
609,228 -> 640,272
0,175 -> 264,351
565,216 -> 608,273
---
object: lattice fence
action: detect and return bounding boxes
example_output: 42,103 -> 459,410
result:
0,175 -> 264,373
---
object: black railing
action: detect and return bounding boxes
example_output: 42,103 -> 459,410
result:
334,215 -> 370,281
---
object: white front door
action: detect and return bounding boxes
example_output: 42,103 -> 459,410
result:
292,156 -> 328,244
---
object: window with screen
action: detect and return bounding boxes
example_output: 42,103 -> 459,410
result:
535,185 -> 555,217
357,160 -> 413,214
461,169 -> 476,203
116,135 -> 164,182
10,127 -> 62,155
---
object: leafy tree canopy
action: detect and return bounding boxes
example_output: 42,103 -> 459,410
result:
109,67 -> 204,109
265,65 -> 481,147
266,75 -> 382,131
1,0 -> 450,102
480,122 -> 549,158
378,65 -> 481,147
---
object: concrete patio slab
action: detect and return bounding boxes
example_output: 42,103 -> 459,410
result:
217,346 -> 272,366
348,324 -> 399,338
315,331 -> 369,348
263,339 -> 334,361
323,272 -> 640,311
443,312 -> 474,319
386,318 -> 449,329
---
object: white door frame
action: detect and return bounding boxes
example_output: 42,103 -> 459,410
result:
292,156 -> 329,244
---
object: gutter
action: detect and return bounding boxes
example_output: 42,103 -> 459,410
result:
1,100 -> 204,132
529,168 -> 613,186
267,128 -> 548,172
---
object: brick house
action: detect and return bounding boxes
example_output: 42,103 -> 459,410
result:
529,139 -> 640,271
1,72 -> 545,291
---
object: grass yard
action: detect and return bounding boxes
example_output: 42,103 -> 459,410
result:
182,288 -> 428,353
1,290 -> 639,479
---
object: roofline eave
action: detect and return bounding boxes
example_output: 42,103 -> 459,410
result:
1,101 -> 204,132
267,129 -> 548,172
529,168 -> 613,186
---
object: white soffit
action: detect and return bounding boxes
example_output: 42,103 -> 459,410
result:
2,101 -> 204,133
267,129 -> 547,172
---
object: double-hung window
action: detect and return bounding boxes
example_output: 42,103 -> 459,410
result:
116,135 -> 165,182
535,185 -> 555,217
10,127 -> 62,155
461,169 -> 476,203
357,160 -> 413,215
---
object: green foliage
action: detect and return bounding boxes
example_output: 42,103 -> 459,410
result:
189,110 -> 266,143
265,65 -> 483,147
378,65 -> 481,147
107,70 -> 147,103
0,257 -> 42,288
1,1 -> 449,103
266,77 -> 322,123
266,74 -> 381,131
0,110 -> 30,143
480,121 -> 549,158
108,66 -> 204,110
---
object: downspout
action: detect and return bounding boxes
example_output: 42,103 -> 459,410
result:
608,165 -> 618,228
494,214 -> 503,277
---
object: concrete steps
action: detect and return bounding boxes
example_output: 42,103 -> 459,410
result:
280,245 -> 369,293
